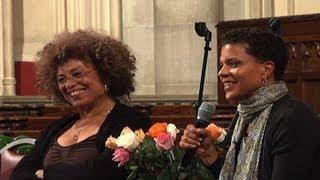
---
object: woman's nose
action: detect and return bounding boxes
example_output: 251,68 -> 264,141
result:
65,78 -> 77,89
218,65 -> 228,78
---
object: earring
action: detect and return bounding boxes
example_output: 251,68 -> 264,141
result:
104,84 -> 109,92
262,77 -> 267,85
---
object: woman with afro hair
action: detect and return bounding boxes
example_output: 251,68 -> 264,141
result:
11,30 -> 151,180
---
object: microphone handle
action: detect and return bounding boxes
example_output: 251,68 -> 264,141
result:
179,119 -> 209,169
180,148 -> 196,169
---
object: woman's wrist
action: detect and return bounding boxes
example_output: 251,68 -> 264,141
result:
200,147 -> 218,166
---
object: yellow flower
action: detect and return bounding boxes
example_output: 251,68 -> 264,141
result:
105,136 -> 117,150
135,129 -> 145,142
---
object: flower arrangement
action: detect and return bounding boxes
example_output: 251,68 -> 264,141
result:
106,122 -> 226,180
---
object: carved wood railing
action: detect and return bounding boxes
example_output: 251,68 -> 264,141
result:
0,103 -> 235,138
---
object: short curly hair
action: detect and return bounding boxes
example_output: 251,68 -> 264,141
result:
222,28 -> 288,80
35,29 -> 136,103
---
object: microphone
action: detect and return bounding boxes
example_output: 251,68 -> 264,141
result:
179,102 -> 216,169
268,17 -> 282,36
195,22 -> 212,42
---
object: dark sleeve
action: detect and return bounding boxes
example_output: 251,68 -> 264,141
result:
207,156 -> 225,179
10,125 -> 53,180
270,104 -> 320,180
44,115 -> 152,180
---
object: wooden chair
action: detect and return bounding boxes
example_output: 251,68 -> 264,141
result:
0,138 -> 35,180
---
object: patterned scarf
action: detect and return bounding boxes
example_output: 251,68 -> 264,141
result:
219,81 -> 288,180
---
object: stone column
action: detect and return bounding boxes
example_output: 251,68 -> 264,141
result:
274,0 -> 295,17
154,0 -> 218,98
91,0 -> 111,33
54,0 -> 67,34
245,0 -> 262,19
262,0 -> 274,17
122,0 -> 155,95
110,0 -> 122,40
66,0 -> 85,32
2,0 -> 15,95
0,0 -> 3,95
287,0 -> 295,15
91,0 -> 103,31
222,0 -> 246,20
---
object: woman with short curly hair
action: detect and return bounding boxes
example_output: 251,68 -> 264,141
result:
11,30 -> 151,180
180,27 -> 320,179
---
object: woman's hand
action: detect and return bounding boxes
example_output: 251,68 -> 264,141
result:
35,169 -> 44,179
179,124 -> 218,166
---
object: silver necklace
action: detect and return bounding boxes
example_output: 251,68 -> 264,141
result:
74,110 -> 110,142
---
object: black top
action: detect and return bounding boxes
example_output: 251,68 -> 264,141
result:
208,94 -> 320,180
11,101 -> 152,180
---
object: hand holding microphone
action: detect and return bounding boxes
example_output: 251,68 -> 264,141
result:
179,102 -> 226,168
180,124 -> 218,167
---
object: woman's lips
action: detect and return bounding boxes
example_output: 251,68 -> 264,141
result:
68,89 -> 85,98
223,81 -> 236,91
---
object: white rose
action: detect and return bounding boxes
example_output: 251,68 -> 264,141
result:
166,123 -> 179,140
116,127 -> 140,152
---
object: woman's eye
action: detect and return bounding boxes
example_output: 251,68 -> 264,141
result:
229,61 -> 240,68
73,72 -> 84,78
57,77 -> 65,84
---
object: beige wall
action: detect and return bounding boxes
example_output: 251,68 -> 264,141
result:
14,0 -> 55,62
122,0 -> 219,99
223,0 -> 320,20
13,0 -> 114,62
0,0 -> 319,99
0,0 -> 3,95
294,0 -> 320,15
153,0 -> 218,97
222,0 -> 247,20
123,0 -> 155,95
273,0 -> 320,16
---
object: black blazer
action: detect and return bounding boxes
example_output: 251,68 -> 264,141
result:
11,101 -> 152,180
209,94 -> 320,180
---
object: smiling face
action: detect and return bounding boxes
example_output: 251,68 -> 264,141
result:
218,44 -> 268,103
56,59 -> 107,110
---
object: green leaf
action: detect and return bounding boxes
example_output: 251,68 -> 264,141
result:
124,135 -> 216,180
0,134 -> 14,149
16,144 -> 33,155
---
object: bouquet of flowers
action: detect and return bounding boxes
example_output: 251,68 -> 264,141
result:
106,122 -> 226,180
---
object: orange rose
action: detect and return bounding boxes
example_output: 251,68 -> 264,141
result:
147,123 -> 168,138
206,123 -> 227,143
206,123 -> 222,139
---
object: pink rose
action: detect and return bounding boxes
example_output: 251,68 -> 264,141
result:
112,148 -> 131,167
155,132 -> 175,151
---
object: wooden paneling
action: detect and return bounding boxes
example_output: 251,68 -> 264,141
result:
0,104 -> 236,138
